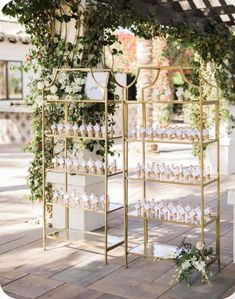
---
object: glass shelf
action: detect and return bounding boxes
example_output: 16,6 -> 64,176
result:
129,242 -> 218,265
129,242 -> 178,260
46,168 -> 123,177
44,99 -> 122,104
126,138 -> 217,146
46,202 -> 123,214
46,228 -> 124,251
45,133 -> 122,141
128,210 -> 217,227
124,100 -> 219,106
127,176 -> 218,187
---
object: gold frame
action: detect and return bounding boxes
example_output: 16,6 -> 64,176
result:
42,65 -> 220,270
42,68 -> 124,264
120,65 -> 220,271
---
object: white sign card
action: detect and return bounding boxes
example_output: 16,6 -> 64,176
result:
85,72 -> 110,100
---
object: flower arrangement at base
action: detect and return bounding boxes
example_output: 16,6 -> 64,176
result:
175,238 -> 213,286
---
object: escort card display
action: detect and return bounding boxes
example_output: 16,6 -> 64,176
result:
52,189 -> 110,211
50,122 -> 115,138
128,125 -> 210,142
134,199 -> 213,224
136,162 -> 211,183
51,156 -> 117,175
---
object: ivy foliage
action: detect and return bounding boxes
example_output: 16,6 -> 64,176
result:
3,0 -> 235,201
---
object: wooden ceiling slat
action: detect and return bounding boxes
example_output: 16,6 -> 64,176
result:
128,0 -> 235,25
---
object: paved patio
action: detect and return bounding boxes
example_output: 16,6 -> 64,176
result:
0,144 -> 235,299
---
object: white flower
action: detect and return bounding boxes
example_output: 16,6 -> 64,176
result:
77,78 -> 86,85
74,78 -> 83,85
72,85 -> 82,93
181,260 -> 191,270
176,87 -> 184,97
44,80 -> 50,87
196,241 -> 205,251
52,95 -> 59,101
37,81 -> 45,90
192,260 -> 206,272
58,73 -> 67,84
50,85 -> 58,94
65,86 -> 73,94
35,96 -> 43,106
184,90 -> 191,99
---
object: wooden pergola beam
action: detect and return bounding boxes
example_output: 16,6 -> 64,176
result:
128,0 -> 208,27
130,0 -> 235,24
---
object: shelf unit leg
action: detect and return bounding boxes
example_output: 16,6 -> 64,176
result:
105,88 -> 108,266
43,218 -> 46,251
42,91 -> 46,251
215,88 -> 221,272
216,214 -> 221,271
123,88 -> 129,268
144,219 -> 148,248
64,102 -> 69,237
43,196 -> 46,251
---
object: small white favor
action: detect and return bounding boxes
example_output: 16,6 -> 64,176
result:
94,123 -> 101,138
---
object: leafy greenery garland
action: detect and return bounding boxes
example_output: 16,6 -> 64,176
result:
4,0 -> 235,201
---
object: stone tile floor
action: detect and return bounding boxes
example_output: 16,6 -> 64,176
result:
0,144 -> 235,299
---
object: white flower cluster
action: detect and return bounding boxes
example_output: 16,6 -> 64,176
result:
136,162 -> 211,183
58,72 -> 86,95
46,94 -> 59,101
176,241 -> 212,285
50,122 -> 114,138
52,189 -> 110,211
178,256 -> 206,277
129,125 -> 210,142
135,199 -> 212,224
52,156 -> 117,175
192,259 -> 206,272
37,81 -> 60,101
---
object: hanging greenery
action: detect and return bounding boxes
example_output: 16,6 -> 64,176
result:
3,0 -> 235,202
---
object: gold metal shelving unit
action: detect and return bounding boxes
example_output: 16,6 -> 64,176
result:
121,65 -> 220,269
41,65 -> 220,269
42,68 -> 124,264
